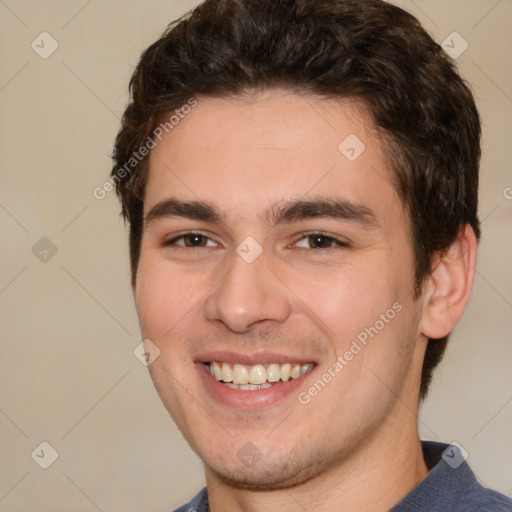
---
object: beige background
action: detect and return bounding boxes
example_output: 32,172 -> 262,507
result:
0,0 -> 511,510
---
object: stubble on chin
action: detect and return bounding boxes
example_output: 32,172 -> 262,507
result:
203,445 -> 331,491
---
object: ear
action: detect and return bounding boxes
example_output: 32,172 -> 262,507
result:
420,224 -> 478,339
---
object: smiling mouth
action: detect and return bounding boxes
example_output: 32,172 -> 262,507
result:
205,361 -> 314,390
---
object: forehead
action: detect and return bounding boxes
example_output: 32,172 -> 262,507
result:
145,90 -> 400,223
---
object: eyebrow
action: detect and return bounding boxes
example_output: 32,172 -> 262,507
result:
144,197 -> 379,230
145,198 -> 225,227
267,197 -> 378,229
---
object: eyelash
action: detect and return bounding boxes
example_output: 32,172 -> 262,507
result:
162,231 -> 218,248
294,232 -> 350,250
162,231 -> 350,250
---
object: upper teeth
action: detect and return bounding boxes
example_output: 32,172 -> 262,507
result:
209,362 -> 313,385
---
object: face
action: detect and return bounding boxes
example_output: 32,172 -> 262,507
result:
134,91 -> 427,489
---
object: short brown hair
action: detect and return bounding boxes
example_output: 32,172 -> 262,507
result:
112,0 -> 481,399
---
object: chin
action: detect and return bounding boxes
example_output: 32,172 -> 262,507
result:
203,446 -> 329,491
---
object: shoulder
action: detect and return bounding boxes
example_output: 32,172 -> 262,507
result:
391,442 -> 512,512
171,487 -> 209,512
456,484 -> 512,511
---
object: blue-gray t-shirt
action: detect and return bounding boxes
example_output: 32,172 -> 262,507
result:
173,441 -> 512,511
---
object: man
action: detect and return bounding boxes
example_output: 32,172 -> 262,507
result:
111,0 -> 512,510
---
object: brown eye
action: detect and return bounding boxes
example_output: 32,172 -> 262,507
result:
182,234 -> 208,247
163,232 -> 217,248
294,233 -> 349,250
308,234 -> 335,249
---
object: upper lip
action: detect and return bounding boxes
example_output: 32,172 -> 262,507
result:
195,351 -> 317,367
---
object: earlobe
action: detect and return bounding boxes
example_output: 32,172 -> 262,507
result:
420,224 -> 478,339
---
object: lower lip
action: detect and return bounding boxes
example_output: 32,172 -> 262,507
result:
196,363 -> 315,409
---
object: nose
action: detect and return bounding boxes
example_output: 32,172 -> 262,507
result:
204,247 -> 292,333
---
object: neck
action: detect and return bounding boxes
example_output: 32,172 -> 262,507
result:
206,415 -> 428,512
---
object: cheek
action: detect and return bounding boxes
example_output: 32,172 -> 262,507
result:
134,258 -> 206,394
287,257 -> 398,345
134,256 -> 198,338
